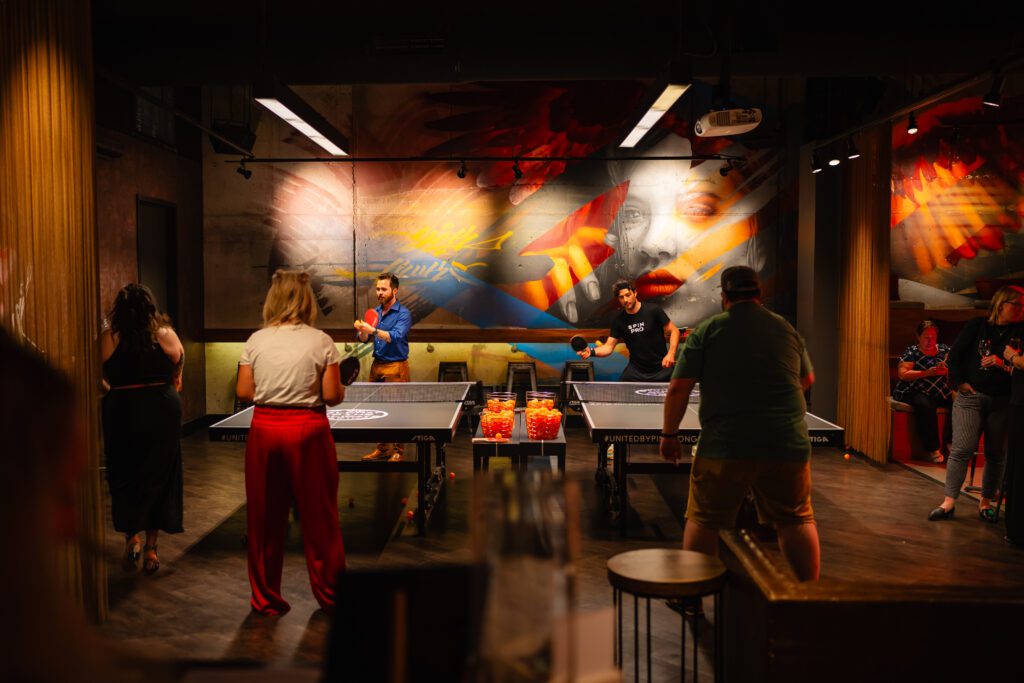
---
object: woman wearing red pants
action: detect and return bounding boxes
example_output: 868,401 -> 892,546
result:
236,270 -> 346,615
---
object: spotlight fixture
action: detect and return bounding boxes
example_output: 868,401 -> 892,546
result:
456,160 -> 467,179
907,111 -> 919,135
512,160 -> 523,180
236,161 -> 252,180
811,152 -> 823,174
828,146 -> 841,166
983,74 -> 1004,108
845,137 -> 860,160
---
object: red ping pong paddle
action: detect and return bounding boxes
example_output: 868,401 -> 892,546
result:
364,308 -> 380,329
339,356 -> 361,386
569,335 -> 589,352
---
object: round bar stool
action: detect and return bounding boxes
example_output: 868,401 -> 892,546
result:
607,549 -> 726,683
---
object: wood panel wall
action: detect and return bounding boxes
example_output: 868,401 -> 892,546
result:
836,126 -> 892,464
0,0 -> 107,620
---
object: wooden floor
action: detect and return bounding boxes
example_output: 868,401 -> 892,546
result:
98,420 -> 1024,680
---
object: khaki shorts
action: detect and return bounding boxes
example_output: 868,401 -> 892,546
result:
685,456 -> 815,529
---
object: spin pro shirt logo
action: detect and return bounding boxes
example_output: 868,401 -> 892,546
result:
627,321 -> 645,335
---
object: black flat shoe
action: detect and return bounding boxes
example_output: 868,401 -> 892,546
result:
928,506 -> 955,521
979,508 -> 998,524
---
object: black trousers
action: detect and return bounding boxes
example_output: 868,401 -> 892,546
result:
906,392 -> 951,453
1005,404 -> 1024,544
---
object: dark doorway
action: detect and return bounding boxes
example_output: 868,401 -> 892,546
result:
136,197 -> 178,325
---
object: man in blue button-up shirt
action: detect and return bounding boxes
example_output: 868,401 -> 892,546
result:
354,272 -> 413,461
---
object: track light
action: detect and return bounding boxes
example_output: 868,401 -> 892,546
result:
811,152 -> 823,174
236,161 -> 252,180
456,160 -> 467,179
828,146 -> 841,166
983,74 -> 1004,108
512,160 -> 523,180
845,137 -> 860,160
907,111 -> 918,135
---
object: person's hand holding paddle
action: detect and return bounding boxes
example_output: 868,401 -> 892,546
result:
354,308 -> 382,340
570,335 -> 591,360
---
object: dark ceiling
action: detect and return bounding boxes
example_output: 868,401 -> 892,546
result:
92,1 -> 1024,86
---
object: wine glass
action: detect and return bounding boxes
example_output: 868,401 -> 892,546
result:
978,339 -> 992,370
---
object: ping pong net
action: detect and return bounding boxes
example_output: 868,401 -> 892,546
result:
342,382 -> 472,403
569,381 -> 700,404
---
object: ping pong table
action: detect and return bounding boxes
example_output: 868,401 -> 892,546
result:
209,382 -> 473,534
569,381 -> 845,536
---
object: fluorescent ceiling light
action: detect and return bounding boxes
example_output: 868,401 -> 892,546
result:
256,97 -> 347,156
254,83 -> 349,156
620,83 -> 690,148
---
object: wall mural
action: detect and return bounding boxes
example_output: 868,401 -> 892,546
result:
890,95 -> 1024,305
204,81 -> 789,338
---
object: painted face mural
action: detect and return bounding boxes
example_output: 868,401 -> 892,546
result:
600,133 -> 776,327
205,83 -> 786,332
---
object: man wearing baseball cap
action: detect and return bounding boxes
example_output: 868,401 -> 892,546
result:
660,265 -> 821,582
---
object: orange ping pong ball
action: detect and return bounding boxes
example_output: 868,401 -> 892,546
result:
406,510 -> 415,520
843,453 -> 851,460
449,471 -> 456,480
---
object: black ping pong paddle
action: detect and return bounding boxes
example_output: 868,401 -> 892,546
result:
339,356 -> 361,386
570,335 -> 588,352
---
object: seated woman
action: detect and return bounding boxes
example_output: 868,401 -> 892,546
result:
930,286 -> 1024,522
892,320 -> 952,463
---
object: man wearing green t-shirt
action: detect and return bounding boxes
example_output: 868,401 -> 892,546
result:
660,266 -> 820,581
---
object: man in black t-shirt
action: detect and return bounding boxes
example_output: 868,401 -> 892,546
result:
577,280 -> 680,381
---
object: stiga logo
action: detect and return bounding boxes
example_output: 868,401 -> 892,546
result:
411,435 -> 436,442
809,435 -> 831,444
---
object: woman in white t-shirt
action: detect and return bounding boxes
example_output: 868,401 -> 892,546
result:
235,270 -> 346,615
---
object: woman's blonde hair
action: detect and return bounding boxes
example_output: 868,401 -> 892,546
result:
263,269 -> 318,326
987,285 -> 1024,323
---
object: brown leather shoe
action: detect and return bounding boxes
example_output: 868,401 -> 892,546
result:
362,448 -> 392,461
387,451 -> 403,462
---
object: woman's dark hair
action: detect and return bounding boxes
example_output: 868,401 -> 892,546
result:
916,320 -> 938,337
108,283 -> 170,350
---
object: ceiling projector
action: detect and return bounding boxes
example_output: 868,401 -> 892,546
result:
694,108 -> 762,137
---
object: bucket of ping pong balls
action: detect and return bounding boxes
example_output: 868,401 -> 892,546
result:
525,391 -> 560,440
482,391 -> 516,438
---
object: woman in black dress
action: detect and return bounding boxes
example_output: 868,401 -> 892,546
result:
1000,294 -> 1024,545
101,284 -> 185,573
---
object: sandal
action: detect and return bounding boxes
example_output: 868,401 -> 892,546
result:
123,536 -> 141,572
979,508 -> 998,524
143,544 -> 160,574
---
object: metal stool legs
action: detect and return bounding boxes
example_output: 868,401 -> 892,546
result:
613,588 -> 721,682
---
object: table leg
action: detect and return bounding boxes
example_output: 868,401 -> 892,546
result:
692,603 -> 700,681
618,444 -> 629,537
416,443 -> 428,535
